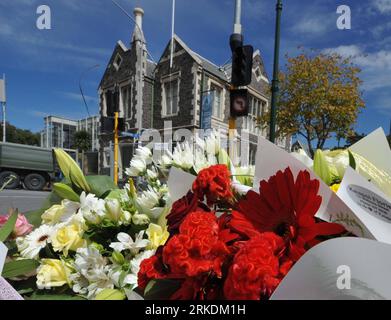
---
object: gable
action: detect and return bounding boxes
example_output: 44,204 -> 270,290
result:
99,41 -> 132,89
158,35 -> 201,65
252,51 -> 269,82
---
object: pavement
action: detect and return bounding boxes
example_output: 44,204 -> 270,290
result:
0,190 -> 50,214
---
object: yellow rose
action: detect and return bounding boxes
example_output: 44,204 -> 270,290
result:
42,204 -> 65,224
51,222 -> 86,256
330,183 -> 341,193
146,223 -> 169,250
41,200 -> 80,225
36,259 -> 71,290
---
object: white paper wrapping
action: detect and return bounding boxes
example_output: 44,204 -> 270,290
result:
272,238 -> 391,300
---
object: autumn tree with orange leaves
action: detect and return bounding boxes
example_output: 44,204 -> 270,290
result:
263,51 -> 365,157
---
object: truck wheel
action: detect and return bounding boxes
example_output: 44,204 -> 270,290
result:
0,171 -> 20,189
24,173 -> 46,191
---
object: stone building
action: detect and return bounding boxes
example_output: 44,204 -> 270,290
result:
98,7 -> 291,177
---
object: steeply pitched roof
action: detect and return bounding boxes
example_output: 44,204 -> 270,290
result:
171,34 -> 269,84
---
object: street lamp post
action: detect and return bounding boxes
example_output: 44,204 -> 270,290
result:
269,0 -> 283,143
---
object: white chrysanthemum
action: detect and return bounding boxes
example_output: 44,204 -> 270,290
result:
146,167 -> 158,180
135,146 -> 152,161
126,157 -> 147,177
171,142 -> 194,170
159,154 -> 173,167
79,192 -> 106,224
109,231 -> 150,255
16,224 -> 55,259
136,186 -> 159,211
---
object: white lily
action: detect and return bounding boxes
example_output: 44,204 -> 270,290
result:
79,192 -> 106,224
109,231 -> 150,255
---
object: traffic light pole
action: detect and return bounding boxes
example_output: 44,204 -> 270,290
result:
228,0 -> 243,163
114,111 -> 119,185
269,0 -> 282,143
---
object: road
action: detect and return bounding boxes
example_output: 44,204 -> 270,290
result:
0,190 -> 50,214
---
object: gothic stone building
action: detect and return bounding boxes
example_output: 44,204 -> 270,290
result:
98,7 -> 291,177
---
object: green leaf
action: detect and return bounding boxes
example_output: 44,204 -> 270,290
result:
94,289 -> 126,300
24,208 -> 46,228
53,183 -> 80,202
85,175 -> 118,198
105,189 -> 123,200
54,148 -> 90,192
28,293 -> 86,300
2,259 -> 39,278
0,211 -> 18,242
348,150 -> 357,170
313,149 -> 332,186
144,279 -> 181,300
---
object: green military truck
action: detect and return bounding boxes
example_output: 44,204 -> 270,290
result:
0,142 -> 56,191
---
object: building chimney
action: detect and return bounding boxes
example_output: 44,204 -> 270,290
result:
134,7 -> 144,33
132,7 -> 145,44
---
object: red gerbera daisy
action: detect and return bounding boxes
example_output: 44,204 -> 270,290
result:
230,167 -> 345,261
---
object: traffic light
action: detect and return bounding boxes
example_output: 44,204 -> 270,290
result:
231,45 -> 254,87
230,88 -> 249,118
101,117 -> 125,133
101,85 -> 124,133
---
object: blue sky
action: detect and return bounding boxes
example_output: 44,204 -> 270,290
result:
0,0 -> 390,147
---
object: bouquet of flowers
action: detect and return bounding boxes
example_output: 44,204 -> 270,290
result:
137,164 -> 347,300
0,149 -> 170,300
2,128 -> 390,300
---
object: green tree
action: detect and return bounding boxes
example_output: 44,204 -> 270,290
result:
73,130 -> 91,152
345,132 -> 366,147
263,50 -> 365,156
73,130 -> 91,175
0,122 -> 40,146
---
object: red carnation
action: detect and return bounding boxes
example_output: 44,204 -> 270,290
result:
231,168 -> 345,261
192,164 -> 233,206
166,191 -> 209,234
163,211 -> 230,278
224,233 -> 285,300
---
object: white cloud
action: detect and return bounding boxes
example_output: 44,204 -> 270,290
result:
323,45 -> 391,92
294,17 -> 329,35
323,45 -> 362,57
324,45 -> 391,70
373,0 -> 391,13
